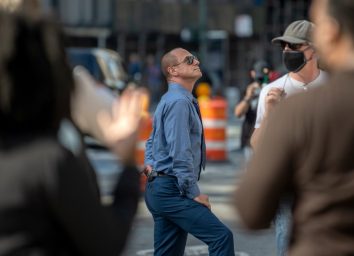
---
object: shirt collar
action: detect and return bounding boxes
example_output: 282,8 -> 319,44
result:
168,83 -> 194,102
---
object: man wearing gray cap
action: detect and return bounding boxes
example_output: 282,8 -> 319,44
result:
235,0 -> 354,253
249,20 -> 326,256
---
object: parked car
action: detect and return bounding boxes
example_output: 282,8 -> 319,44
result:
67,47 -> 128,92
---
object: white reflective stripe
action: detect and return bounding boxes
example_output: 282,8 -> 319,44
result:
86,150 -> 119,161
206,141 -> 226,150
137,141 -> 146,150
138,141 -> 226,150
202,119 -> 227,128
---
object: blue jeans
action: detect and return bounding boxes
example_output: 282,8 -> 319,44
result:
145,175 -> 235,256
275,199 -> 292,256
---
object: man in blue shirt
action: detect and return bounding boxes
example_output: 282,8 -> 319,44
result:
143,48 -> 235,256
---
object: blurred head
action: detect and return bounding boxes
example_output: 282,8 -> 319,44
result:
161,48 -> 202,90
0,11 -> 74,139
272,20 -> 318,73
310,0 -> 354,71
251,60 -> 271,84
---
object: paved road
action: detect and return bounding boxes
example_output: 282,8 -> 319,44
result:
121,150 -> 276,256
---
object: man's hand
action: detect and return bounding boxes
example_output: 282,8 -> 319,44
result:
142,165 -> 153,177
194,194 -> 211,210
97,87 -> 148,165
235,82 -> 261,117
264,88 -> 285,117
244,82 -> 260,101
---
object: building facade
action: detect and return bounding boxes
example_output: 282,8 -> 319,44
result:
42,0 -> 311,90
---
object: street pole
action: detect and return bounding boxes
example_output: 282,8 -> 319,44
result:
198,0 -> 207,64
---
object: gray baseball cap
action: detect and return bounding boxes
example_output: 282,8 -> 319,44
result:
272,20 -> 315,45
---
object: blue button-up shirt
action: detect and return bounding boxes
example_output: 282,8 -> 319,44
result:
145,83 -> 204,199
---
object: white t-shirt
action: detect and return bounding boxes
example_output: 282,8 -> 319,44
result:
254,70 -> 327,128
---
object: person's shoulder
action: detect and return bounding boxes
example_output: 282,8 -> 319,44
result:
266,74 -> 288,88
258,74 -> 288,98
316,70 -> 329,84
276,82 -> 329,116
9,137 -> 75,179
163,90 -> 190,104
32,137 -> 74,161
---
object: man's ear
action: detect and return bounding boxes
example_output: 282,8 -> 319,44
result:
167,66 -> 177,77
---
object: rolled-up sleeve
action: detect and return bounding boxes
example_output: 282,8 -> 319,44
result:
164,100 -> 200,199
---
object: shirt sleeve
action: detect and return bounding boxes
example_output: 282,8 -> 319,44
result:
235,102 -> 296,229
164,99 -> 200,199
254,86 -> 269,128
144,122 -> 154,167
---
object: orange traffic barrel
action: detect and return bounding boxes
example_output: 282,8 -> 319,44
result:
136,115 -> 152,192
199,97 -> 228,161
136,115 -> 153,166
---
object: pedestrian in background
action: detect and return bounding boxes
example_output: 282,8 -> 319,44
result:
0,11 -> 146,256
235,0 -> 354,255
234,60 -> 272,161
143,54 -> 163,110
128,52 -> 143,84
143,48 -> 235,256
249,20 -> 327,256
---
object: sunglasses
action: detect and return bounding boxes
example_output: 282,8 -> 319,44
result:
173,55 -> 198,66
280,42 -> 306,51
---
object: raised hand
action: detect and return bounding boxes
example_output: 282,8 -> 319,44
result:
97,87 -> 148,165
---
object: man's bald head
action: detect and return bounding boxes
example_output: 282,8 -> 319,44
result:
161,48 -> 184,78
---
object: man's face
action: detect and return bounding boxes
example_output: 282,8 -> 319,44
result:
310,0 -> 333,67
282,43 -> 314,60
171,49 -> 202,80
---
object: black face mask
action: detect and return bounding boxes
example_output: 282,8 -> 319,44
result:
283,50 -> 307,73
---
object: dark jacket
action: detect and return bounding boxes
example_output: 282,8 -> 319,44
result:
0,134 -> 140,256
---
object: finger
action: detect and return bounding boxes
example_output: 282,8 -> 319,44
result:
266,96 -> 281,103
266,91 -> 283,98
116,88 -> 134,119
269,87 -> 283,93
123,89 -> 143,117
97,110 -> 112,140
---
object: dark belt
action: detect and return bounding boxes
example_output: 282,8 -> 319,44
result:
147,171 -> 166,181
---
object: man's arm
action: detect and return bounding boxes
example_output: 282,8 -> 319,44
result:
143,129 -> 154,175
164,100 -> 201,199
234,82 -> 259,118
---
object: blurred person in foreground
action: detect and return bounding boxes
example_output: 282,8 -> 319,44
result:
0,11 -> 146,256
234,60 -> 273,161
235,0 -> 354,255
143,48 -> 235,256
249,20 -> 327,256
